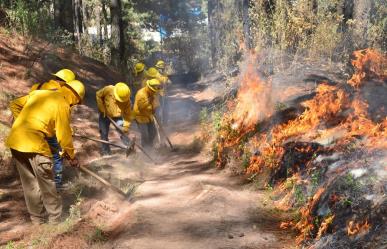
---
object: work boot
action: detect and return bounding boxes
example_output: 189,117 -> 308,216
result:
101,149 -> 112,156
56,182 -> 70,192
101,144 -> 111,156
30,216 -> 45,225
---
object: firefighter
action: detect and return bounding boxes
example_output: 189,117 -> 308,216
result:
154,60 -> 171,124
16,69 -> 77,189
142,67 -> 160,87
96,82 -> 132,155
131,62 -> 146,100
6,80 -> 85,225
133,79 -> 162,147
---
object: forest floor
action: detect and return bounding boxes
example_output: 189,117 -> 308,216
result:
0,30 -> 296,248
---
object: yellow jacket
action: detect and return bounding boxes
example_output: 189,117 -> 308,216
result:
96,85 -> 132,129
133,87 -> 159,123
6,90 -> 76,159
30,80 -> 64,92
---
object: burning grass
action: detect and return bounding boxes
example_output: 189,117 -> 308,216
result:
208,48 -> 387,248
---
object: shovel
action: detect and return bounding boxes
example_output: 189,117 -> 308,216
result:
74,134 -> 134,157
108,117 -> 157,164
153,116 -> 175,151
79,166 -> 128,198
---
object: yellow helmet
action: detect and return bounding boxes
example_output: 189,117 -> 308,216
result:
146,79 -> 162,92
114,82 -> 131,102
52,69 -> 76,83
66,80 -> 85,103
155,60 -> 165,69
134,63 -> 145,74
145,67 -> 160,79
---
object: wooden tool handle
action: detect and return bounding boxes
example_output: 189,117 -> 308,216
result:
79,166 -> 127,198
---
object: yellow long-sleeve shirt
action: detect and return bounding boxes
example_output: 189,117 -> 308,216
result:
6,90 -> 76,159
96,85 -> 132,128
133,87 -> 159,124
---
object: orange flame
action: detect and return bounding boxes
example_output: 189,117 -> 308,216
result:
272,84 -> 348,143
347,219 -> 371,236
316,215 -> 335,239
232,55 -> 272,130
347,49 -> 387,88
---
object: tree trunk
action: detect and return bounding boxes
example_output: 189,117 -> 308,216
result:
73,0 -> 82,52
82,0 -> 88,35
242,0 -> 251,50
53,0 -> 61,28
96,3 -> 103,45
102,1 -> 109,40
62,0 -> 74,33
353,0 -> 372,49
110,0 -> 126,72
208,0 -> 219,68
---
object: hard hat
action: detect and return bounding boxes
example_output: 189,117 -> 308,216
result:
146,79 -> 162,92
145,67 -> 159,78
114,82 -> 131,102
66,80 -> 85,103
135,63 -> 145,74
155,60 -> 165,69
52,69 -> 75,83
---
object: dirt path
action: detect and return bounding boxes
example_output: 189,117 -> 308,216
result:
87,82 -> 296,249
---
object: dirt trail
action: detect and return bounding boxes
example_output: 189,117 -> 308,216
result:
89,81 -> 296,249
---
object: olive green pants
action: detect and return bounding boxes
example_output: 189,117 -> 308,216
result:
11,149 -> 62,224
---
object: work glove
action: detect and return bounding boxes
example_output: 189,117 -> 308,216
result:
68,157 -> 80,168
122,126 -> 129,133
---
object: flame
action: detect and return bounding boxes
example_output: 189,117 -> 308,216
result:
213,48 -> 384,243
214,54 -> 273,168
293,187 -> 325,244
245,84 -> 348,174
347,49 -> 387,88
272,84 -> 348,143
316,215 -> 335,239
232,55 -> 272,130
347,219 -> 371,236
344,99 -> 387,149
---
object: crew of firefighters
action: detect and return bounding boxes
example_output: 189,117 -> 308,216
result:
5,60 -> 170,224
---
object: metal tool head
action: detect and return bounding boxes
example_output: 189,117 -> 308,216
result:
125,137 -> 136,157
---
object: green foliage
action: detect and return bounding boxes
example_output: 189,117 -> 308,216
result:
88,227 -> 108,243
212,111 -> 223,133
343,173 -> 361,191
311,169 -> 322,188
294,184 -> 306,205
199,107 -> 209,124
241,151 -> 252,169
250,0 -> 386,70
66,189 -> 83,222
5,241 -> 16,249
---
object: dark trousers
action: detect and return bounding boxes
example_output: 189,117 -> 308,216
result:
46,136 -> 63,188
99,113 -> 124,155
137,121 -> 156,147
